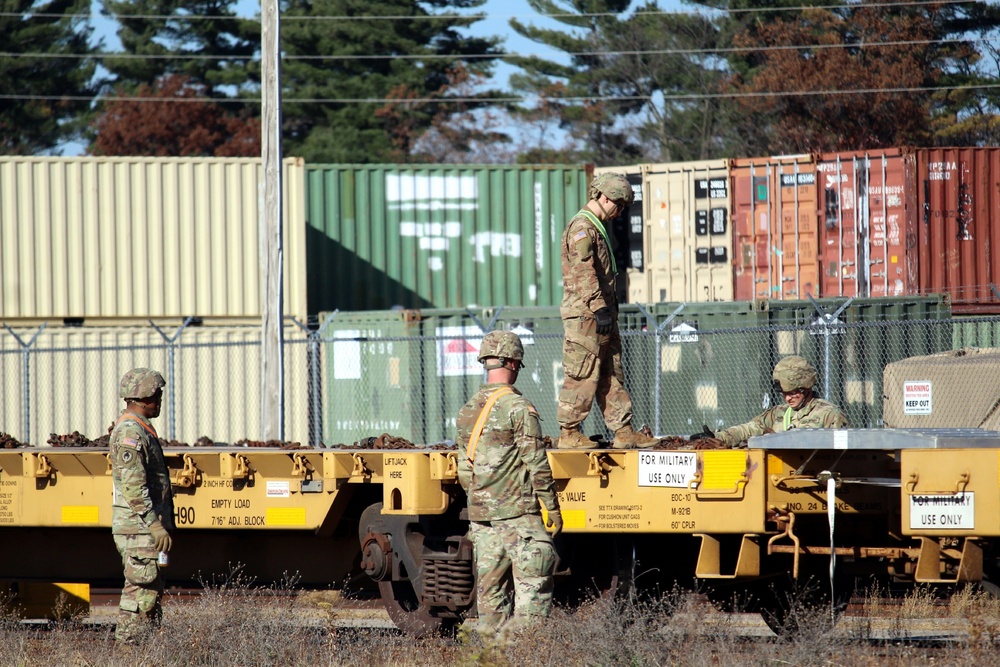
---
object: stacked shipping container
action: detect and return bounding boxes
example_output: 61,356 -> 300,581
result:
915,147 -> 1000,313
1,152 -> 998,317
0,157 -> 308,320
622,147 -> 1000,313
731,155 -> 820,301
304,164 -> 591,313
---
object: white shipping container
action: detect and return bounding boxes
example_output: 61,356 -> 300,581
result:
0,157 -> 307,319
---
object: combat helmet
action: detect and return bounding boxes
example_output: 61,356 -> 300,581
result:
772,356 -> 818,392
119,367 -> 166,400
478,331 -> 524,370
588,172 -> 634,207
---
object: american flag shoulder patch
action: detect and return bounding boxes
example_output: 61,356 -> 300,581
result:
122,437 -> 139,447
573,230 -> 587,242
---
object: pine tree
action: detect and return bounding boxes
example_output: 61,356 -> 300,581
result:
506,0 -> 635,164
598,2 -> 723,162
279,0 -> 501,163
0,0 -> 99,153
100,0 -> 258,97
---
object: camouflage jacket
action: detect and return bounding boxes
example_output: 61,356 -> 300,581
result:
456,383 -> 559,521
110,410 -> 174,535
560,209 -> 617,320
716,397 -> 849,447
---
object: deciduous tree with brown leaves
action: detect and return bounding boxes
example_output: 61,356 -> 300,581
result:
726,4 -> 936,153
91,75 -> 260,156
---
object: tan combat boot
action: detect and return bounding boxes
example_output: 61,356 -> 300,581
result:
557,428 -> 593,449
612,424 -> 659,449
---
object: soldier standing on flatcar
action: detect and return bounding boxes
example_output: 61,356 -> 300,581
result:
456,331 -> 563,640
557,172 -> 660,450
691,356 -> 849,447
110,367 -> 174,643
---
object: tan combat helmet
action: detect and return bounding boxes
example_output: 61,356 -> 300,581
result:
119,367 -> 166,400
772,356 -> 818,392
589,172 -> 634,207
478,331 -> 524,370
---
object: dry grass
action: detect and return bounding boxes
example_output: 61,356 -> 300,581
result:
3,581 -> 1000,666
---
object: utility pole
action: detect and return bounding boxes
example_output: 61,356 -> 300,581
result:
260,0 -> 284,441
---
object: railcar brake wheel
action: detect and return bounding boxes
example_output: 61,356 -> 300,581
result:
378,580 -> 447,637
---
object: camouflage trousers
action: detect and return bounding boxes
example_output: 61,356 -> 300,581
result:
113,532 -> 165,643
557,316 -> 634,432
469,513 -> 557,635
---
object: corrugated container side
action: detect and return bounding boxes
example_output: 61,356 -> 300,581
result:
648,301 -> 770,436
305,164 -> 589,312
0,324 -> 310,445
0,157 -> 307,320
915,147 -> 1000,313
320,309 -> 424,445
732,156 -> 820,301
817,149 -> 918,299
418,308 -> 493,444
642,160 -> 733,303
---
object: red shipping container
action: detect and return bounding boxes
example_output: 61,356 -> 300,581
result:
915,147 -> 1000,313
816,149 -> 919,299
732,156 -> 820,300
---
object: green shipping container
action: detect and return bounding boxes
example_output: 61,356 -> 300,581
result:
319,309 -> 424,446
637,301 -> 772,437
306,164 -> 592,313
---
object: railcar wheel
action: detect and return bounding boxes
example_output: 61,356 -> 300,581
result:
976,577 -> 1000,598
378,580 -> 454,637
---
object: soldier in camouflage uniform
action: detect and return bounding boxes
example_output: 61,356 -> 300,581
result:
697,356 -> 848,448
110,368 -> 174,643
456,331 -> 563,639
558,172 -> 658,450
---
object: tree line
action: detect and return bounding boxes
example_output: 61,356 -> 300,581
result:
2,0 -> 998,164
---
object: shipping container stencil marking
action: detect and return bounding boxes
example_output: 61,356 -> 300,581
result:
469,232 -> 522,263
388,174 -> 482,271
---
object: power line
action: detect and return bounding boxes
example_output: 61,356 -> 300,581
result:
0,0 -> 979,23
1,36 -> 992,62
2,82 -> 997,105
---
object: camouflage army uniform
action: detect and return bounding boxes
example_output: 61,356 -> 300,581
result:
456,382 -> 559,636
110,408 -> 174,641
558,207 -> 634,432
716,397 -> 849,447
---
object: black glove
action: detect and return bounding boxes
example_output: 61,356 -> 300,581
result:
594,307 -> 614,335
689,425 -> 715,441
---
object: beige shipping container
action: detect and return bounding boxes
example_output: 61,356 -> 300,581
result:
0,323 -> 311,446
641,160 -> 733,303
0,157 -> 307,320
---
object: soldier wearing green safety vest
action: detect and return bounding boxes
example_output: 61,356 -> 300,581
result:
693,356 -> 849,448
557,172 -> 659,450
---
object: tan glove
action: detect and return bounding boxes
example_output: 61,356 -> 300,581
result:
149,519 -> 173,553
545,508 -> 563,537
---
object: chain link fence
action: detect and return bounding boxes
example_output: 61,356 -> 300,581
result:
2,299 -> 998,447
0,321 -> 314,447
